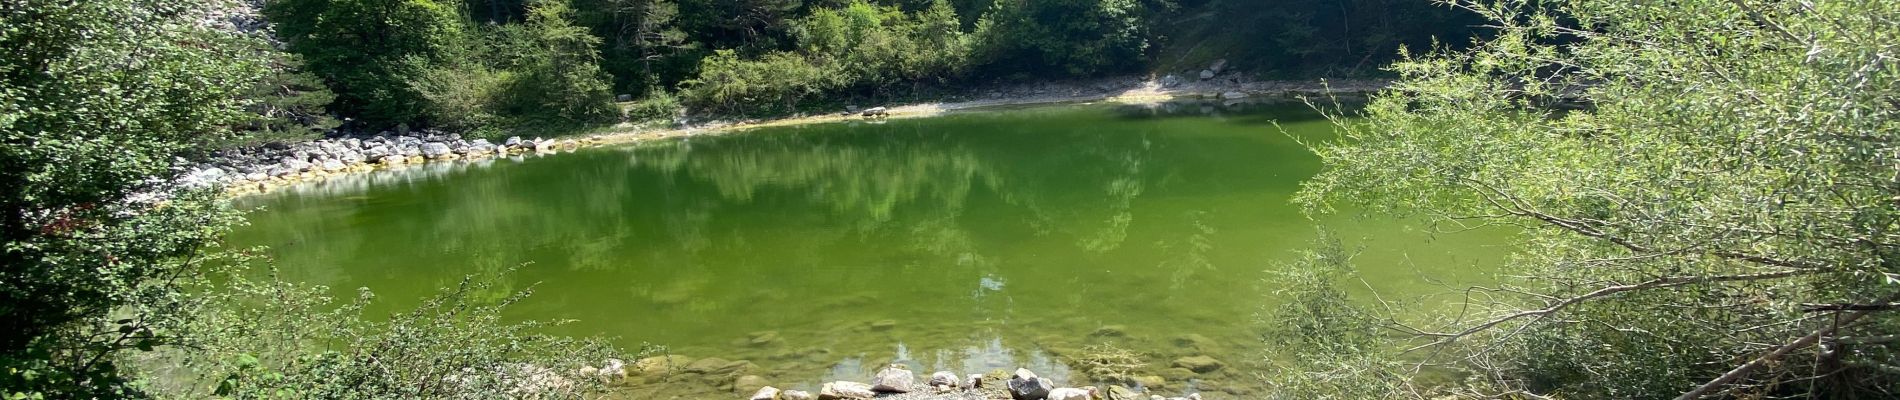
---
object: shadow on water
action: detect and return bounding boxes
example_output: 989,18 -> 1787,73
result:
228,103 -> 1501,399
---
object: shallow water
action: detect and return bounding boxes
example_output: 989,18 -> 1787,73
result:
229,102 -> 1507,398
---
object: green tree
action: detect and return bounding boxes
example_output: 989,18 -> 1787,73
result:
0,0 -> 268,396
972,0 -> 1162,77
267,0 -> 465,127
1300,0 -> 1900,397
498,0 -> 622,126
575,0 -> 694,93
238,50 -> 341,146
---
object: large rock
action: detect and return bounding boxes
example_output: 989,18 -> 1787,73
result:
1161,75 -> 1183,88
781,390 -> 816,400
1107,385 -> 1141,400
280,156 -> 312,172
819,381 -> 875,399
1048,387 -> 1098,400
927,371 -> 959,387
860,106 -> 889,117
1008,368 -> 1053,400
870,364 -> 913,393
421,142 -> 453,159
1199,69 -> 1216,80
1171,356 -> 1225,373
1209,59 -> 1228,74
749,386 -> 780,400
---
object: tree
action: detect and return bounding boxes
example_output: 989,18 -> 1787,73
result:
0,0 -> 268,395
498,0 -> 621,126
238,50 -> 341,146
575,0 -> 693,93
266,0 -> 465,127
971,0 -> 1162,77
1300,0 -> 1900,397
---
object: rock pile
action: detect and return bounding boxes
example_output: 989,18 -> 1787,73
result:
728,365 -> 1199,400
178,131 -> 592,195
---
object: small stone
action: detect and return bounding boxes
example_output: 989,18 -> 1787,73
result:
927,371 -> 958,387
965,373 -> 983,389
1220,91 -> 1247,100
1133,375 -> 1166,389
1171,356 -> 1225,373
871,364 -> 914,393
819,381 -> 875,399
781,389 -> 815,400
749,386 -> 780,400
1199,69 -> 1216,80
1108,385 -> 1142,400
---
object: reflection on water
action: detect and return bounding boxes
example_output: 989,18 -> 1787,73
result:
230,103 -> 1504,398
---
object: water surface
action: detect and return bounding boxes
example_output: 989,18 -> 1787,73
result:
230,102 -> 1506,398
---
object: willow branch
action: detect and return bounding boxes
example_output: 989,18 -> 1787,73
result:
1413,269 -> 1816,342
1675,292 -> 1900,400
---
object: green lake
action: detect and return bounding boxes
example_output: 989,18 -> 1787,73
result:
228,102 -> 1508,398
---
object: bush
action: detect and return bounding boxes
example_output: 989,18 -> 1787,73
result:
147,268 -> 625,399
625,89 -> 683,123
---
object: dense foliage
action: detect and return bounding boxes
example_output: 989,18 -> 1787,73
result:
260,0 -> 1484,127
0,0 -> 266,395
1301,0 -> 1900,398
0,1 -> 624,398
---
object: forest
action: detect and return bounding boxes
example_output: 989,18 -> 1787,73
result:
3,0 -> 1895,399
256,0 -> 1478,133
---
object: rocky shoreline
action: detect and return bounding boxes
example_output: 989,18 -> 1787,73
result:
582,355 -> 1213,400
180,73 -> 1386,197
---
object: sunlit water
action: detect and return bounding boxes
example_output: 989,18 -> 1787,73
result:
228,102 -> 1507,398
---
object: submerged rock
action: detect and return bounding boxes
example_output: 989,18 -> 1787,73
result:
1171,356 -> 1224,373
870,364 -> 913,393
734,375 -> 770,393
1157,368 -> 1196,381
819,381 -> 875,399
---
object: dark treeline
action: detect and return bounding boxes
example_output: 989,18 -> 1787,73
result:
262,0 -> 1482,131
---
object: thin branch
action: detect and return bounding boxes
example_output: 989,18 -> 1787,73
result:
1676,292 -> 1900,400
1414,269 -> 1816,341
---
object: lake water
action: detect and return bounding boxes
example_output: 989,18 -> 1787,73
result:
228,102 -> 1507,398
